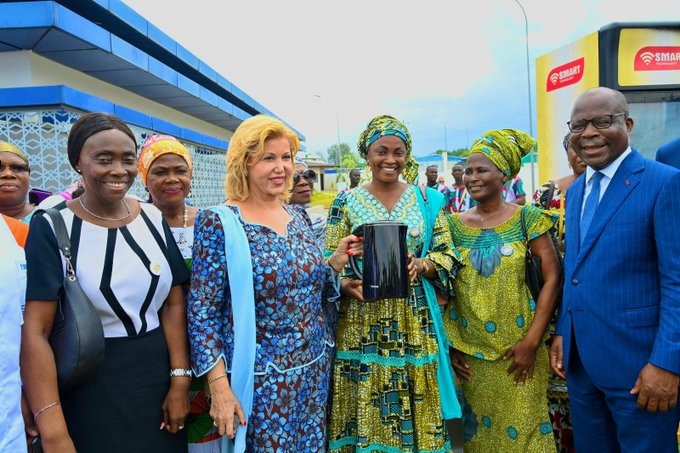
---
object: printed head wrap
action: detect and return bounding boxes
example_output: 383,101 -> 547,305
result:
357,115 -> 418,184
0,141 -> 29,165
469,129 -> 535,178
138,135 -> 192,185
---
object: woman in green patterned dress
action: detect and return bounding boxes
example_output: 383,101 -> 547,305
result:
325,115 -> 461,453
444,129 -> 561,453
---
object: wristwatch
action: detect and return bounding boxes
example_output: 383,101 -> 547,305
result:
169,368 -> 192,378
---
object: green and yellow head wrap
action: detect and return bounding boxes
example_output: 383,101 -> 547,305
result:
469,129 -> 535,178
357,114 -> 419,184
0,141 -> 29,165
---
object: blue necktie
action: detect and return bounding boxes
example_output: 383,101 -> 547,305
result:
580,171 -> 604,245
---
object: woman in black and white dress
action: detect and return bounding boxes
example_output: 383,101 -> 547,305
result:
21,113 -> 191,453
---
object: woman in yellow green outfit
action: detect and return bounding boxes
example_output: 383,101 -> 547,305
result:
325,115 -> 461,453
444,129 -> 561,452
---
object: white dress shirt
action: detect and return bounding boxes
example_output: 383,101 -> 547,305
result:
581,146 -> 632,215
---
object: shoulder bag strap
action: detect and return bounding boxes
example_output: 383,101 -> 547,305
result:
40,208 -> 76,280
543,180 -> 556,210
418,183 -> 428,204
413,187 -> 462,420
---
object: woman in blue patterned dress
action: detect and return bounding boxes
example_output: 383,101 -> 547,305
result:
187,115 -> 360,452
325,115 -> 461,453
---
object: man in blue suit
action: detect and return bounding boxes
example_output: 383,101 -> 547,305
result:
550,87 -> 680,452
656,136 -> 680,169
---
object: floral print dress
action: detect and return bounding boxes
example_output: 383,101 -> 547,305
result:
188,204 -> 338,452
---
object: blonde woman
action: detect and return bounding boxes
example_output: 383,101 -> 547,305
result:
187,115 -> 360,452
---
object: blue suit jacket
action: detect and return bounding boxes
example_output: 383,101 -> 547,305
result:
557,149 -> 680,389
656,137 -> 680,170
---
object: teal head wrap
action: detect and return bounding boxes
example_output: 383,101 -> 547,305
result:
357,115 -> 419,184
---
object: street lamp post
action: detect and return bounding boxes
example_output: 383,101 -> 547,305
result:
441,121 -> 450,180
513,0 -> 536,193
313,94 -> 342,167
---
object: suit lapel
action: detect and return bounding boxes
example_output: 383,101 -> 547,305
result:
576,150 -> 644,263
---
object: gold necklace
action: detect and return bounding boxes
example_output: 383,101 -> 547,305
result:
478,205 -> 506,223
79,196 -> 131,222
182,205 -> 188,228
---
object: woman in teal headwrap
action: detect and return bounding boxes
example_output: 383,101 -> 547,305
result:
443,129 -> 561,452
325,114 -> 461,453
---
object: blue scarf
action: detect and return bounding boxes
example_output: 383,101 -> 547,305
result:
210,206 -> 256,453
415,187 -> 462,420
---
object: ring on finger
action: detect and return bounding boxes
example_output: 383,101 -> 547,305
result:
179,424 -> 185,430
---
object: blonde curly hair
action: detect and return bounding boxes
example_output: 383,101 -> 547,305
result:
225,115 -> 300,202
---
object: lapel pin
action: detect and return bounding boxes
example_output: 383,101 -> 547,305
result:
625,180 -> 630,185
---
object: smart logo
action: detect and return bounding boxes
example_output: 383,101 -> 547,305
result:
546,58 -> 584,92
634,46 -> 680,71
639,51 -> 655,65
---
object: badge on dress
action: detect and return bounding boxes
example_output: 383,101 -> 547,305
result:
150,262 -> 161,275
500,245 -> 514,256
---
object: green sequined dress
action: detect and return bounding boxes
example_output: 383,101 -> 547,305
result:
444,205 -> 556,453
325,185 -> 460,453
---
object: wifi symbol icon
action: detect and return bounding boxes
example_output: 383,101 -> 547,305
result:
549,73 -> 559,85
640,51 -> 655,65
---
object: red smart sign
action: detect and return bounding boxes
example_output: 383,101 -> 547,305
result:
634,46 -> 680,71
546,58 -> 585,92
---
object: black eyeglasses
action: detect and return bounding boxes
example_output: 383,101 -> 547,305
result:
293,169 -> 316,185
567,112 -> 627,133
0,161 -> 30,174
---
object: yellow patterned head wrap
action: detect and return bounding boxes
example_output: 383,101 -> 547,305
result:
357,115 -> 419,184
469,129 -> 535,178
0,141 -> 29,165
138,135 -> 193,185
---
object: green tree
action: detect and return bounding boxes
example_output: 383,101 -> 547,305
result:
342,153 -> 361,169
326,143 -> 361,167
434,148 -> 470,158
450,147 -> 470,158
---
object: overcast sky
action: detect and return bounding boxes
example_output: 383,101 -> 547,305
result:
124,0 -> 680,157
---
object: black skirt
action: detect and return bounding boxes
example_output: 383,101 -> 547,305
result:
61,327 -> 187,453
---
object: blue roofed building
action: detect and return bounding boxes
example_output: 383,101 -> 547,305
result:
0,0 -> 303,206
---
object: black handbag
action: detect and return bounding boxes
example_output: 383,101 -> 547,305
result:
42,208 -> 105,391
520,207 -> 544,302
